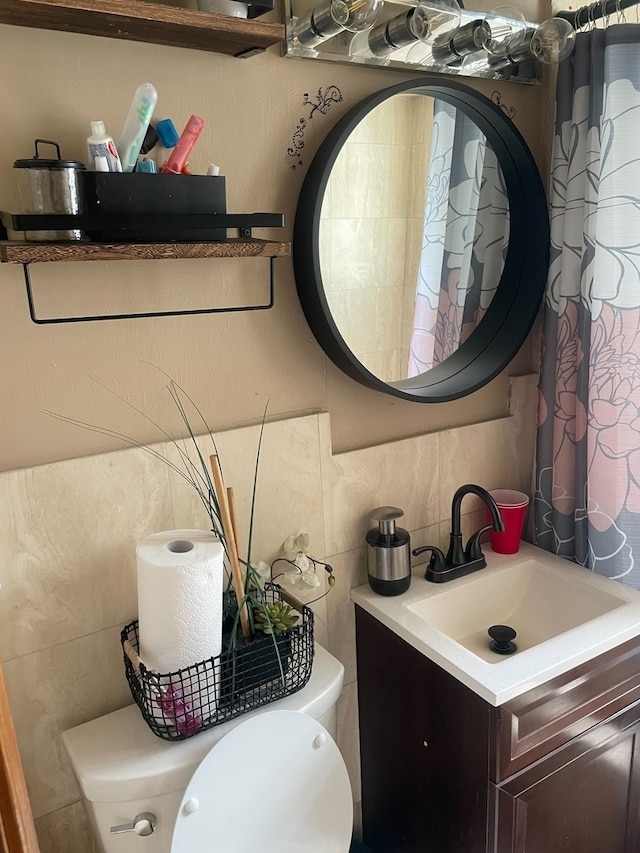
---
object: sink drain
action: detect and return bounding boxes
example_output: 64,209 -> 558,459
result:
488,625 -> 517,655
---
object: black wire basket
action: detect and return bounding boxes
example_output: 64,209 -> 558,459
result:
121,584 -> 314,741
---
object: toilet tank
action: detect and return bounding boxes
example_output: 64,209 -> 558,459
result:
63,645 -> 345,853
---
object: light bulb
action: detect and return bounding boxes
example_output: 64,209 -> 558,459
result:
530,17 -> 575,63
294,0 -> 383,48
488,16 -> 575,71
483,4 -> 528,57
335,0 -> 383,30
367,0 -> 460,58
413,0 -> 461,44
486,28 -> 536,70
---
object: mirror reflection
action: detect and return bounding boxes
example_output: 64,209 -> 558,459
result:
319,93 -> 510,383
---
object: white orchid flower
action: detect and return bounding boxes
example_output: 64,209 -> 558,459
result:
294,551 -> 312,573
282,532 -> 310,560
279,532 -> 322,590
282,570 -> 322,589
253,560 -> 272,588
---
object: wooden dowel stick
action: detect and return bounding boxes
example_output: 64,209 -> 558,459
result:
227,486 -> 241,557
210,455 -> 251,638
123,639 -> 143,672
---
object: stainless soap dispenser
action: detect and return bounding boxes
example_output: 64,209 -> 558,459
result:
366,506 -> 411,596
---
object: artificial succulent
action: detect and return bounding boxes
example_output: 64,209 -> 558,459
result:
254,600 -> 299,635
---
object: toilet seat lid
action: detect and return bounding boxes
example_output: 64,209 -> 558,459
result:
171,709 -> 353,852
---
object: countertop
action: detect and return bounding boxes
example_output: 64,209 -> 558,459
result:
351,543 -> 640,705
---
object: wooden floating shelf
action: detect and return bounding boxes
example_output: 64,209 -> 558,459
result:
0,239 -> 291,264
3,238 -> 290,321
0,0 -> 285,56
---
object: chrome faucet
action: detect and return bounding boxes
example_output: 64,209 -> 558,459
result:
412,484 -> 505,583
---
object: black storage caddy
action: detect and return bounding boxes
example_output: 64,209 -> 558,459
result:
0,171 -> 286,246
121,584 -> 314,742
84,172 -> 227,242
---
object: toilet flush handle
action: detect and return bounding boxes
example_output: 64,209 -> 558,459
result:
110,812 -> 157,837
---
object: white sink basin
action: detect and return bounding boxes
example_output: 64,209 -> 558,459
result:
407,559 -> 626,663
351,543 -> 640,705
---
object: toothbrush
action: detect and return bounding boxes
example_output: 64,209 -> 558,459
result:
160,115 -> 205,175
117,83 -> 159,173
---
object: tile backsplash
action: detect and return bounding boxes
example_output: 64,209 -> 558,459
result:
0,374 -> 537,851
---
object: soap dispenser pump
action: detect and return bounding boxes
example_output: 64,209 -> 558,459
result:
366,506 -> 411,596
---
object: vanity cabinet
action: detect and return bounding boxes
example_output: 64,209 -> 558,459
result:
492,704 -> 640,852
355,606 -> 640,853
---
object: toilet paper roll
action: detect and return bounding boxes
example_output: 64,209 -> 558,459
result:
136,529 -> 225,674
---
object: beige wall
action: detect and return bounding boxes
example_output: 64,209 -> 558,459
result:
0,19 -> 547,473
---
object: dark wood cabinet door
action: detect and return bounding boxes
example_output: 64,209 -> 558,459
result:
356,605 -> 640,853
491,636 -> 640,782
492,700 -> 640,853
356,607 -> 491,853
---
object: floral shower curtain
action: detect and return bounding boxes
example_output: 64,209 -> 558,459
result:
407,100 -> 509,378
534,24 -> 640,586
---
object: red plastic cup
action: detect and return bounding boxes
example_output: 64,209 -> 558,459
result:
485,489 -> 530,554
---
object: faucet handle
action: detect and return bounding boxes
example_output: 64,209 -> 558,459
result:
412,545 -> 447,578
465,524 -> 493,561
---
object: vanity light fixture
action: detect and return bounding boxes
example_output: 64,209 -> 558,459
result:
446,5 -> 528,70
293,0 -> 383,47
429,18 -> 490,64
364,0 -> 461,59
486,16 -> 576,70
284,0 -> 570,81
450,8 -> 574,73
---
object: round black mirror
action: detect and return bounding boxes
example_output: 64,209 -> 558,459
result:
293,78 -> 549,403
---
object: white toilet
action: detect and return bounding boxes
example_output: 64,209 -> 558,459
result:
63,645 -> 353,852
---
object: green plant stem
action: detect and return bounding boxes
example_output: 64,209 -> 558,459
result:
245,401 -> 269,579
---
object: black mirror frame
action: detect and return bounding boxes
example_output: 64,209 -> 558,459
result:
293,77 -> 550,403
